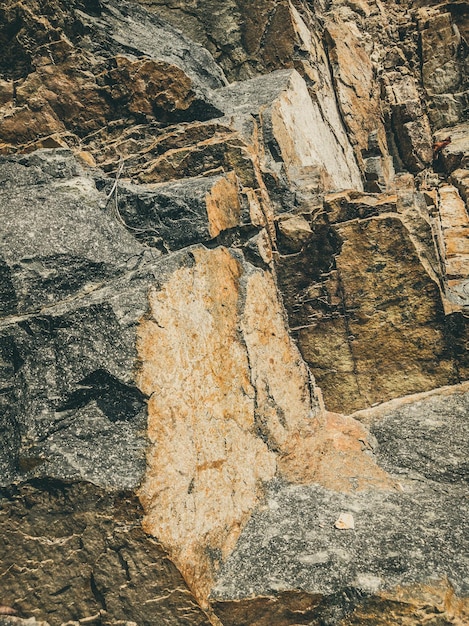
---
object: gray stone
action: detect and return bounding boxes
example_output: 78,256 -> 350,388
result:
115,174 -> 251,251
212,479 -> 469,596
212,479 -> 469,624
0,150 -> 231,490
371,391 -> 469,484
0,150 -> 145,317
210,389 -> 469,624
82,0 -> 227,91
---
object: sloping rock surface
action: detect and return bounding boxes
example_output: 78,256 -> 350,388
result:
211,385 -> 469,625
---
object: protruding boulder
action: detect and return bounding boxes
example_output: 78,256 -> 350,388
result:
210,384 -> 469,626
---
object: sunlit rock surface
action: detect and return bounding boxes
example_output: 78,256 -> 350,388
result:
0,0 -> 468,624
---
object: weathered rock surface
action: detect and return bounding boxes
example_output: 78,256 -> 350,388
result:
0,150 -> 150,488
0,0 -> 225,151
213,69 -> 363,195
137,245 -> 307,601
211,385 -> 469,625
1,0 -> 468,624
115,172 -> 253,250
276,187 -> 469,412
418,3 -> 469,130
0,481 -> 211,626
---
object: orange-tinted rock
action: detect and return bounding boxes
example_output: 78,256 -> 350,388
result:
136,247 -> 316,601
278,410 -> 394,492
136,244 -> 397,604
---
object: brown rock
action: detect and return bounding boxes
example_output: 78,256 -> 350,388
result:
204,171 -> 242,237
278,211 -> 464,412
0,0 -> 224,153
277,214 -> 313,252
386,75 -> 433,172
434,185 -> 469,309
213,581 -> 469,626
339,581 -> 469,625
136,244 -> 398,604
107,56 -> 203,120
0,482 -> 211,626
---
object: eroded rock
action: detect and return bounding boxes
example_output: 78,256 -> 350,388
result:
277,199 -> 468,412
210,384 -> 469,625
0,0 -> 225,151
1,0 -> 469,624
136,245 -> 321,602
213,68 -> 363,196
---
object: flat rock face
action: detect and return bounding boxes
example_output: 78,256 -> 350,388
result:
370,387 -> 469,484
277,193 -> 469,413
1,0 -> 469,624
213,68 -> 363,194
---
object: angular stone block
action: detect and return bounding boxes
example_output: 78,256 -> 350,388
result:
212,69 -> 363,193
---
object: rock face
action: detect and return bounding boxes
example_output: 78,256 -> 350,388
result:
212,383 -> 469,625
0,480 -> 211,626
0,0 -> 468,625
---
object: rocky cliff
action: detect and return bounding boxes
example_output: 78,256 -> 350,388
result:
0,0 -> 468,624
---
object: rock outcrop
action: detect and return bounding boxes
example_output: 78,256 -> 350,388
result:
0,0 -> 468,624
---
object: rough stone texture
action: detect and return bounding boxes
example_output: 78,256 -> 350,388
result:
1,0 -> 469,624
0,481 -> 211,626
0,151 -> 162,491
418,4 -> 469,129
136,0 -> 313,81
0,607 -> 50,626
0,150 -> 397,617
212,68 -> 363,195
115,172 -> 250,250
276,193 -> 469,413
385,75 -> 434,173
0,0 -> 225,151
211,385 -> 469,625
136,245 -> 317,602
435,184 -> 469,305
370,387 -> 469,484
436,121 -> 469,174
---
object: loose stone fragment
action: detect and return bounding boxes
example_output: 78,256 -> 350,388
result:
334,512 -> 355,530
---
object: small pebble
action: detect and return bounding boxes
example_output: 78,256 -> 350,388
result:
334,512 -> 355,530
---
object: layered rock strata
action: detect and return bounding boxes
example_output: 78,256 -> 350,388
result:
0,0 -> 468,624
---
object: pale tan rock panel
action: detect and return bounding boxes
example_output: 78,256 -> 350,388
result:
205,171 -> 242,237
136,246 -> 339,603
